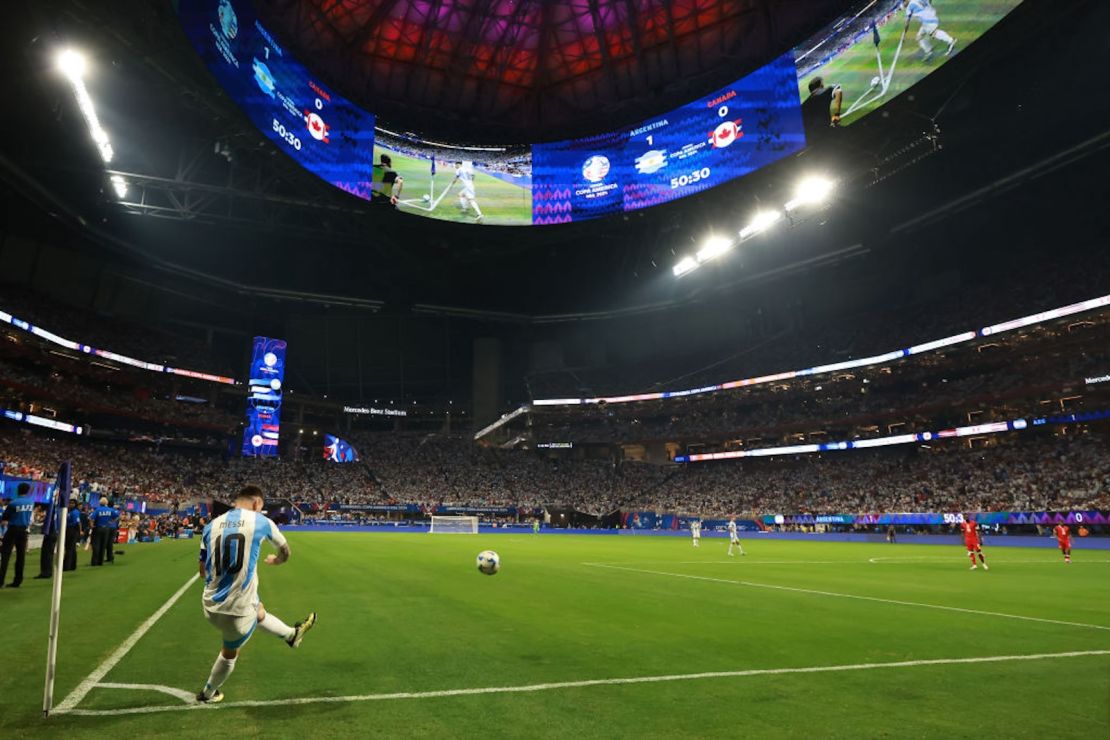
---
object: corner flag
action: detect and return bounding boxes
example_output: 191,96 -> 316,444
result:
430,156 -> 436,176
872,22 -> 881,47
42,460 -> 72,717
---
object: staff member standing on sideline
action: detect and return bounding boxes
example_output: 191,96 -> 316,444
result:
78,503 -> 91,550
34,490 -> 65,579
64,498 -> 82,571
1,482 -> 35,588
106,501 -> 120,563
90,497 -> 117,566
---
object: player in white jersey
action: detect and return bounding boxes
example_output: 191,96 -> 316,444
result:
727,518 -> 746,556
453,161 -> 484,223
903,0 -> 956,60
690,519 -> 701,548
195,485 -> 316,704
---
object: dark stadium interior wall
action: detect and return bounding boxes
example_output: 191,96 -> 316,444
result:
472,338 -> 503,428
281,311 -> 472,403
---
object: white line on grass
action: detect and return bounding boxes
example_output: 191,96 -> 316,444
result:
59,650 -> 1110,717
96,682 -> 196,703
867,557 -> 1110,564
675,560 -> 858,565
54,573 -> 199,713
582,563 -> 1110,632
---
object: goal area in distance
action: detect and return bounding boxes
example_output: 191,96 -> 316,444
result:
429,515 -> 479,534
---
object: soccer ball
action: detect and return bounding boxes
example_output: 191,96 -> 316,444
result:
421,194 -> 431,203
871,75 -> 881,88
476,550 -> 500,575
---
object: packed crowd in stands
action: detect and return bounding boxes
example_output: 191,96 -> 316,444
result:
1,287 -> 234,378
530,357 -> 1109,445
526,309 -> 1110,444
2,426 -> 1106,521
632,433 -> 1110,518
0,355 -> 239,432
524,252 -> 1110,400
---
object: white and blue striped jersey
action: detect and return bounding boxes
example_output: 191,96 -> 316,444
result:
200,508 -> 287,616
906,0 -> 938,24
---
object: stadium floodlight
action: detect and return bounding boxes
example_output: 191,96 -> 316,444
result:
109,174 -> 127,198
672,256 -> 699,277
56,49 -> 87,80
739,210 -> 782,239
695,236 -> 733,263
785,176 -> 835,211
56,48 -> 113,164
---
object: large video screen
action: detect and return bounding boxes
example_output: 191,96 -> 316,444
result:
323,434 -> 359,463
372,129 -> 534,226
533,53 -> 804,224
179,0 -> 1021,226
178,0 -> 377,199
241,336 -> 286,457
794,0 -> 1022,128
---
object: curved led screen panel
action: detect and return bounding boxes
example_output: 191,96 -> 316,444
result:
794,0 -> 1022,127
178,0 -> 1021,225
178,0 -> 377,200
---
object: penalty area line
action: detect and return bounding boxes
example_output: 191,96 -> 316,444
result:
58,650 -> 1110,717
583,563 -> 1110,633
53,573 -> 200,714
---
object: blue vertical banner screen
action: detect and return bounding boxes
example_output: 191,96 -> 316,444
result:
242,336 -> 286,457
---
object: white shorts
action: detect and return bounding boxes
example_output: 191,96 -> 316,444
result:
460,185 -> 476,200
917,11 -> 940,33
730,536 -> 741,544
205,609 -> 258,649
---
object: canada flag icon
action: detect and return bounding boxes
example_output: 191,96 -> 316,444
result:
708,119 -> 743,148
304,111 -> 330,143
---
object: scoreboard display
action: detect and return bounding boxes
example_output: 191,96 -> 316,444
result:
623,53 -> 805,212
179,0 -> 1021,226
179,0 -> 377,201
533,53 -> 804,222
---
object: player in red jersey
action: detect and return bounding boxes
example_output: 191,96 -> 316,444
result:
960,518 -> 988,570
1053,523 -> 1072,564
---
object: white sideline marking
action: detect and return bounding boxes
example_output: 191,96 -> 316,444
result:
97,682 -> 196,704
54,573 -> 199,713
59,650 -> 1110,717
676,560 -> 856,565
868,556 -> 1110,564
583,563 -> 1110,632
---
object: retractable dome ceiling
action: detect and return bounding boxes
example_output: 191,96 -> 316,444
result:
256,0 -> 852,141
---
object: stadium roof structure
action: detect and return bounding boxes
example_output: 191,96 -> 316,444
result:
1,0 -> 1105,319
257,0 -> 853,141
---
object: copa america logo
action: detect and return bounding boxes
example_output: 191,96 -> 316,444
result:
218,0 -> 238,39
582,155 -> 610,183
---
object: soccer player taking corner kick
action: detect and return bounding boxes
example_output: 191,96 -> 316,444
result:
903,0 -> 956,61
196,485 -> 316,704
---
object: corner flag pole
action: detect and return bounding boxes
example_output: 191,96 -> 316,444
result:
42,460 -> 71,718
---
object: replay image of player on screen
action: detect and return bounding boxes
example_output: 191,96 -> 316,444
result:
371,129 -> 533,226
794,0 -> 1022,129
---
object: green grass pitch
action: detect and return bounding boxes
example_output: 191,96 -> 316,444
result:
2,534 -> 1107,738
373,146 -> 533,226
798,0 -> 1022,126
